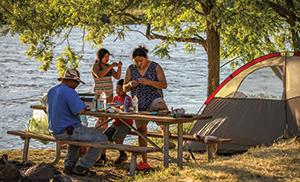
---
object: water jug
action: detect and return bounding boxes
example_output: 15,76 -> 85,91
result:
124,96 -> 130,112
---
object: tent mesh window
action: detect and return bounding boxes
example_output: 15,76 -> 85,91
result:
215,57 -> 284,100
235,66 -> 283,100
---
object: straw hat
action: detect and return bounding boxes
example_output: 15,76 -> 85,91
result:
58,68 -> 85,84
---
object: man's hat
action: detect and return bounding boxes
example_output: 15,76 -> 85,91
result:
58,68 -> 85,84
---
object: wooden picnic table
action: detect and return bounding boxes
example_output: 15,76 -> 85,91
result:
30,105 -> 212,168
84,110 -> 212,168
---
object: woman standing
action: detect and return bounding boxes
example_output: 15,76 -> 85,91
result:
123,46 -> 168,169
92,48 -> 122,102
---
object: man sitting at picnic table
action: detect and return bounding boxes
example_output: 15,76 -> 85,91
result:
47,68 -> 108,176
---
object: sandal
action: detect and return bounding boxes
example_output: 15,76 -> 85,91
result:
72,165 -> 96,177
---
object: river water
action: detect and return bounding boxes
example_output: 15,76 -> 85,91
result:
0,26 -> 232,149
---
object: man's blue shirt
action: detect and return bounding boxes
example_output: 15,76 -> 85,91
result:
47,83 -> 85,134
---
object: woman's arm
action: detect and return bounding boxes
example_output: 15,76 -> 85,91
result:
123,68 -> 132,92
123,68 -> 138,92
137,64 -> 167,89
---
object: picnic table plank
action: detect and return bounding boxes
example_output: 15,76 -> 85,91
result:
7,130 -> 161,176
30,105 -> 212,123
7,130 -> 158,153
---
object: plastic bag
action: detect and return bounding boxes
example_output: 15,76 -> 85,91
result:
26,110 -> 51,144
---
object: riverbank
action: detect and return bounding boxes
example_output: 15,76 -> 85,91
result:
1,137 -> 299,181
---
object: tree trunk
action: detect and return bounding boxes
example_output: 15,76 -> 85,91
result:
206,25 -> 220,96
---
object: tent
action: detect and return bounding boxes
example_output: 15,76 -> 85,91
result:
186,52 -> 300,153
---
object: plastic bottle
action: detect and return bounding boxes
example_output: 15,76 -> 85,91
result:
132,95 -> 139,113
101,92 -> 107,111
124,96 -> 130,112
97,92 -> 107,111
90,98 -> 97,111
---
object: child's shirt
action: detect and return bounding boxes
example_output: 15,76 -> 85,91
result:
112,95 -> 133,126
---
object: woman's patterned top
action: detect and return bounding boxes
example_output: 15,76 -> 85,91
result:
129,61 -> 163,111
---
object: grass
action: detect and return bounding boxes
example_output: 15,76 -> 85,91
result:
1,137 -> 299,181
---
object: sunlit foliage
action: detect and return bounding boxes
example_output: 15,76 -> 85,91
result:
1,0 -> 299,92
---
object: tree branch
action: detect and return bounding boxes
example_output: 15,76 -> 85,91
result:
0,4 -> 34,33
264,0 -> 289,19
145,24 -> 207,50
184,1 -> 205,16
80,27 -> 86,55
117,12 -> 144,22
127,27 -> 147,37
54,26 -> 73,48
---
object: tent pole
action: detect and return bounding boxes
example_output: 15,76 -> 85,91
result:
283,52 -> 289,137
196,103 -> 205,114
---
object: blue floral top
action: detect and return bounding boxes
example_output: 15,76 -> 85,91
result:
129,61 -> 163,111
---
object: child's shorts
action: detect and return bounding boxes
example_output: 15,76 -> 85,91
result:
104,124 -> 131,142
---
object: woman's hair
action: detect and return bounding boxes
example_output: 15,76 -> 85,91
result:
132,46 -> 148,58
96,48 -> 110,62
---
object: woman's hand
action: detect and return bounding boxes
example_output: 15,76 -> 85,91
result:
137,78 -> 150,86
118,61 -> 123,67
111,62 -> 118,67
129,80 -> 139,88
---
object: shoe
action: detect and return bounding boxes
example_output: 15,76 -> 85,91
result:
136,161 -> 151,170
162,141 -> 176,149
114,153 -> 128,165
95,157 -> 109,166
169,141 -> 176,149
63,165 -> 74,175
71,165 -> 96,176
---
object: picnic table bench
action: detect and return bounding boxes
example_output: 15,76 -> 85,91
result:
7,130 -> 160,176
128,131 -> 232,161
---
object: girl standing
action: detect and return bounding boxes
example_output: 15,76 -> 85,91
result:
92,48 -> 122,102
92,48 -> 122,163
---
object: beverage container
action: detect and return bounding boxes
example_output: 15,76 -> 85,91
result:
132,95 -> 139,113
124,96 -> 130,112
102,92 -> 107,111
97,92 -> 107,111
80,115 -> 88,126
90,98 -> 97,111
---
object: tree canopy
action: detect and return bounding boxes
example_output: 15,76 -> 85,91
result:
1,0 -> 300,95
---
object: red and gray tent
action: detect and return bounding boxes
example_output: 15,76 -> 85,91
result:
186,52 -> 300,153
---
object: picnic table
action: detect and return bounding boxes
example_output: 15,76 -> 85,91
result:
29,105 -> 212,168
84,110 -> 212,168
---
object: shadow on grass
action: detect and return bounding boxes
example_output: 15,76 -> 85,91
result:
69,167 -> 125,182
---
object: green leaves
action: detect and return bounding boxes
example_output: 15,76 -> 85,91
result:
56,46 -> 81,76
153,42 -> 171,59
